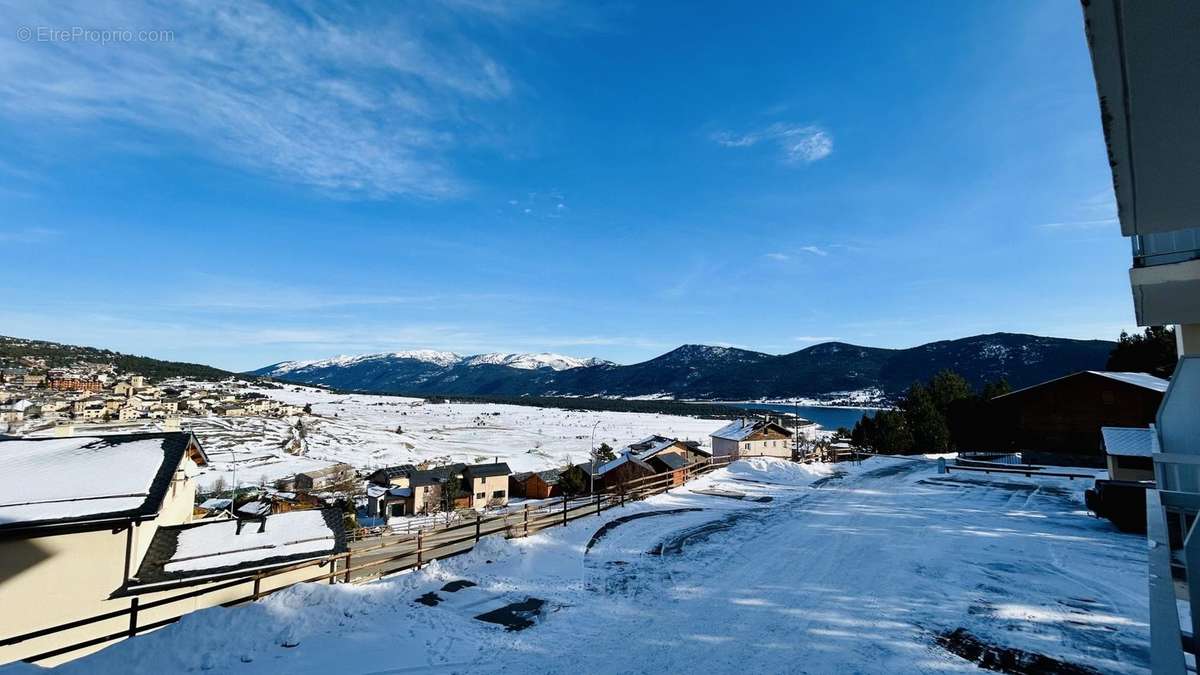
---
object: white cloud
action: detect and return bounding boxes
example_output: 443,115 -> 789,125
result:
712,123 -> 833,164
1035,218 -> 1118,230
0,227 -> 58,243
0,1 -> 533,198
765,246 -> 827,262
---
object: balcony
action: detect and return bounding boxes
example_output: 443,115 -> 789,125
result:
1129,229 -> 1200,327
1134,228 -> 1200,268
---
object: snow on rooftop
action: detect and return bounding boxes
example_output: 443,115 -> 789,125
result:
1101,426 -> 1158,457
0,436 -> 170,525
711,418 -> 765,441
164,510 -> 336,574
1088,371 -> 1170,392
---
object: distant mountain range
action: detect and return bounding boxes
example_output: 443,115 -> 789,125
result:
251,333 -> 1117,402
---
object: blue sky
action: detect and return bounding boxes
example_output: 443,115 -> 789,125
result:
0,1 -> 1132,371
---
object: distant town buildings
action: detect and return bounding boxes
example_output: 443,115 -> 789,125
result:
0,362 -> 303,434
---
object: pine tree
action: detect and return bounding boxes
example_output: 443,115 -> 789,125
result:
1106,326 -> 1177,377
594,442 -> 615,463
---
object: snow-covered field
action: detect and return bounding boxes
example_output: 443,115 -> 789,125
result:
36,456 -> 1149,674
189,386 -> 729,491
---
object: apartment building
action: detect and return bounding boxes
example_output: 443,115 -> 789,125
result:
1082,3 -> 1200,670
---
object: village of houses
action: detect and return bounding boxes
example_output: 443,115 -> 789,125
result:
0,360 -> 1174,671
0,360 -> 304,431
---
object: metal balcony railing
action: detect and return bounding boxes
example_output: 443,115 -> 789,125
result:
1133,227 -> 1200,268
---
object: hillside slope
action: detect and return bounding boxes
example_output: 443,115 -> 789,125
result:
0,335 -> 234,381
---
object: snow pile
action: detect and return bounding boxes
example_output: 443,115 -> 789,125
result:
724,456 -> 839,484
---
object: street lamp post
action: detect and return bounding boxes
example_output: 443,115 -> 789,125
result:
589,419 -> 601,495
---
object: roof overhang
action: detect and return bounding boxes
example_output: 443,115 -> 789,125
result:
1082,0 -> 1200,236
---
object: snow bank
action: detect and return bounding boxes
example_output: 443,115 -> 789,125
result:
723,456 -> 840,484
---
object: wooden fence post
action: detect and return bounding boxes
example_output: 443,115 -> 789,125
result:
127,597 -> 139,637
620,482 -> 625,507
343,553 -> 351,583
252,577 -> 261,600
562,493 -> 569,527
596,491 -> 601,516
523,503 -> 529,537
416,530 -> 423,569
475,513 -> 481,542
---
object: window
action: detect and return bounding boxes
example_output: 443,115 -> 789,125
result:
492,490 -> 505,499
743,443 -> 750,450
476,492 -> 485,499
390,503 -> 404,517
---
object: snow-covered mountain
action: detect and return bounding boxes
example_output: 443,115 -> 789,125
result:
267,350 -> 463,375
461,352 -> 610,371
254,349 -> 614,392
250,333 -> 1117,401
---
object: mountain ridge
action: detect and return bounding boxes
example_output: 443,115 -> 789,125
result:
251,332 -> 1117,402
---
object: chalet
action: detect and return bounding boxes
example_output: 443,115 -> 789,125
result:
988,371 -> 1168,466
1101,427 -> 1157,483
510,470 -> 561,499
294,462 -> 355,492
646,452 -> 689,487
593,435 -> 702,491
0,432 -> 208,663
366,464 -> 418,487
366,461 -> 511,519
463,462 -> 511,509
710,418 -> 794,459
0,432 -> 347,666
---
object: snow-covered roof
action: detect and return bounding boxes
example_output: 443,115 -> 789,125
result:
0,432 -> 204,532
595,435 -> 698,476
711,418 -> 791,442
1101,427 -> 1159,458
134,509 -> 347,585
624,435 -> 683,459
199,498 -> 232,511
235,500 -> 272,517
1088,371 -> 1170,392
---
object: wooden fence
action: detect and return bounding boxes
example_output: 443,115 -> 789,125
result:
1,454 -> 734,665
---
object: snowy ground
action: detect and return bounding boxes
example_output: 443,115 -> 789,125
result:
189,385 -> 727,491
31,456 -> 1149,674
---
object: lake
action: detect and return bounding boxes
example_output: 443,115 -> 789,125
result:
729,402 -> 880,431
